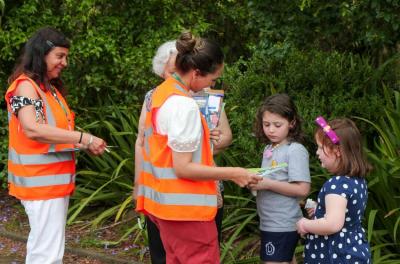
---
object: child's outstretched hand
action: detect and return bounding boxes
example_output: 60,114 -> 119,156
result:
306,208 -> 316,219
296,217 -> 309,236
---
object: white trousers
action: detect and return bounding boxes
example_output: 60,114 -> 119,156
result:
21,196 -> 69,264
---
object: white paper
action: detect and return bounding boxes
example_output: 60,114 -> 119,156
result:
207,95 -> 221,112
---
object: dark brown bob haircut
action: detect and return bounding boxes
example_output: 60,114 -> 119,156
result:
315,118 -> 372,177
254,93 -> 304,144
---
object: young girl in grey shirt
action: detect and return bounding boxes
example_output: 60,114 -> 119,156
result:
249,94 -> 311,264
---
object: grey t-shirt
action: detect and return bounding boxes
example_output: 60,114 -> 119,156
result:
256,142 -> 311,232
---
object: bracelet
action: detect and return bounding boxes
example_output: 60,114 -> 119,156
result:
88,135 -> 94,146
78,132 -> 83,144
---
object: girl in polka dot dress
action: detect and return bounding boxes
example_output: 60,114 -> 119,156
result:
296,117 -> 372,263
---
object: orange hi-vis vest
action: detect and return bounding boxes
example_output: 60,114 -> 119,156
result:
136,77 -> 217,221
5,74 -> 76,200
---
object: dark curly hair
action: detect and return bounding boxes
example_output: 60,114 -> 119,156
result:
254,93 -> 304,144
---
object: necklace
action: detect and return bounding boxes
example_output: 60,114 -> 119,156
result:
172,73 -> 186,86
49,85 -> 72,130
264,143 -> 281,159
50,86 -> 67,115
172,73 -> 190,95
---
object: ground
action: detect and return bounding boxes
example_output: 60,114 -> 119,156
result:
0,190 -> 149,264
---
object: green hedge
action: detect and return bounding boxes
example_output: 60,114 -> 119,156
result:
0,0 -> 254,184
1,0 -> 399,197
223,45 -> 398,168
1,0 -> 399,202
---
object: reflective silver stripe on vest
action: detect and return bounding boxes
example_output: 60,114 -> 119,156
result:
8,148 -> 73,165
8,172 -> 74,187
143,127 -> 152,156
192,128 -> 203,163
36,88 -> 57,152
139,185 -> 216,207
142,161 -> 176,179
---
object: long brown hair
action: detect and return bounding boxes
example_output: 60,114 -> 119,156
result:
315,118 -> 372,177
8,27 -> 70,95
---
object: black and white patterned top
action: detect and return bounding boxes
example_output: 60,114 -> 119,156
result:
10,96 -> 45,122
144,89 -> 154,112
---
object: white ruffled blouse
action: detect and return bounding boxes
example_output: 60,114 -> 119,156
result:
155,95 -> 201,153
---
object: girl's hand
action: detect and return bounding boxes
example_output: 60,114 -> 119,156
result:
296,218 -> 309,236
306,207 -> 316,219
248,178 -> 269,190
210,128 -> 222,146
232,168 -> 263,188
304,198 -> 317,218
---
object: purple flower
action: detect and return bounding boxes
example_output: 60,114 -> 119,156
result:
11,246 -> 19,253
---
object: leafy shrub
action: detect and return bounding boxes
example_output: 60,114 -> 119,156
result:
0,108 -> 7,189
247,0 -> 400,55
355,89 -> 400,262
68,105 -> 139,226
223,45 -> 397,169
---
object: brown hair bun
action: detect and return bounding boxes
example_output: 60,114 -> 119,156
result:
175,31 -> 224,75
176,31 -> 197,54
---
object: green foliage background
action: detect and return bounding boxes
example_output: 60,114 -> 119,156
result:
1,0 -> 400,262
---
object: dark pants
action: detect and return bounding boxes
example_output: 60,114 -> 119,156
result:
146,215 -> 166,264
215,202 -> 224,244
146,193 -> 224,264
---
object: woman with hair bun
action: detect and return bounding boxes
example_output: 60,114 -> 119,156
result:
135,38 -> 233,264
136,32 -> 261,263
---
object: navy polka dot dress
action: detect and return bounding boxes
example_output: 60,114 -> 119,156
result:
303,176 -> 371,263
